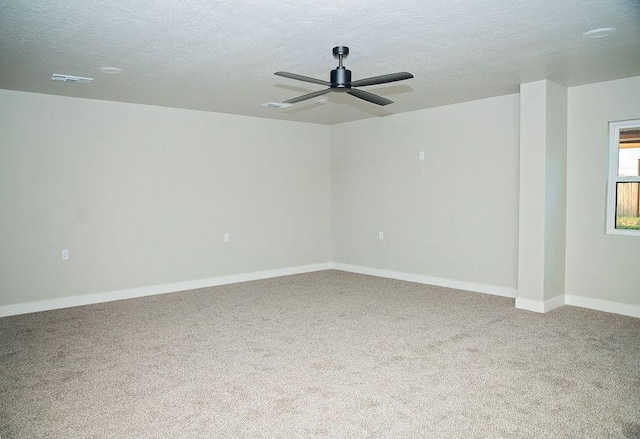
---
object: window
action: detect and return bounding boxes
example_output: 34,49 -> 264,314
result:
607,119 -> 640,235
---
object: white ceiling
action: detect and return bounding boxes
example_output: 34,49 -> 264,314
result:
1,0 -> 639,125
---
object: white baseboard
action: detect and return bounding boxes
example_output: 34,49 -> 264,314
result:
0,263 -> 332,318
332,265 -> 638,318
3,263 -> 638,320
331,263 -> 518,298
515,294 -> 639,318
565,294 -> 640,319
515,295 -> 565,313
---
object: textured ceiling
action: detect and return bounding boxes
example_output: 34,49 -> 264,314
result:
1,0 -> 639,125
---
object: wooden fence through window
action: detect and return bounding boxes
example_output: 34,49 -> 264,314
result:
617,182 -> 640,217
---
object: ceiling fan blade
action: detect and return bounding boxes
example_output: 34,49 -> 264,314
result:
350,72 -> 414,88
275,72 -> 331,86
347,89 -> 393,106
283,88 -> 333,104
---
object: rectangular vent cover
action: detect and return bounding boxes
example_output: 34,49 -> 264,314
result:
262,102 -> 293,109
51,74 -> 93,84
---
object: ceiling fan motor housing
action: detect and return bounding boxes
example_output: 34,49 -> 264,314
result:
331,68 -> 351,89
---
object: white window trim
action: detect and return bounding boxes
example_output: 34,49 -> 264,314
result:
606,119 -> 640,236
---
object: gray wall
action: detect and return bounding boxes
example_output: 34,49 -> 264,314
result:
331,94 -> 521,290
2,75 -> 638,311
0,90 -> 332,306
566,76 -> 640,306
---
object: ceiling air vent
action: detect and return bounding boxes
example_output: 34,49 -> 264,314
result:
51,74 -> 93,84
262,102 -> 293,109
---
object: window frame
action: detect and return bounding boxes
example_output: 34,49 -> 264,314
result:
606,119 -> 640,236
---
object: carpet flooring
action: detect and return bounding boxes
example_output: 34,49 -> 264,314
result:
1,270 -> 639,438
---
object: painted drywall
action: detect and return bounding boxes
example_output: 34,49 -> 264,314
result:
566,76 -> 640,306
517,82 -> 547,301
517,80 -> 567,303
331,94 -> 520,290
0,90 -> 331,306
543,81 -> 567,301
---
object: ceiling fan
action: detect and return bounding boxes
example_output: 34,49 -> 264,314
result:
274,46 -> 413,106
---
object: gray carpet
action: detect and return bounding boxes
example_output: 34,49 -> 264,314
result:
1,270 -> 639,438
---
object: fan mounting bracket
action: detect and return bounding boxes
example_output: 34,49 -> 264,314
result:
332,46 -> 349,58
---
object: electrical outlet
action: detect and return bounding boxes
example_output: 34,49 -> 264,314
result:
419,151 -> 425,160
224,233 -> 230,243
61,249 -> 69,260
378,231 -> 384,240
